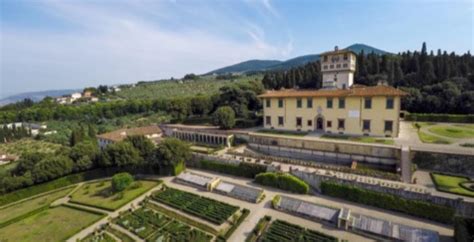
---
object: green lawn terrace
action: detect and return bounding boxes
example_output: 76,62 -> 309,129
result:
413,122 -> 474,145
151,186 -> 239,225
114,206 -> 213,242
0,186 -> 75,225
431,172 -> 474,197
0,205 -> 104,242
70,179 -> 161,211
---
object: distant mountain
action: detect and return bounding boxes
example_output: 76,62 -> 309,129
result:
206,60 -> 282,75
205,43 -> 391,75
0,89 -> 81,106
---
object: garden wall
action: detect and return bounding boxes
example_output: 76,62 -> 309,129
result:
290,169 -> 474,218
248,134 -> 400,166
412,150 -> 474,176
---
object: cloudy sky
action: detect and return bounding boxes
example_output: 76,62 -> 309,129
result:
1,0 -> 472,98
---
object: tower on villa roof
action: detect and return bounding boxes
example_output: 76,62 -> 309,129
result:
320,46 -> 357,89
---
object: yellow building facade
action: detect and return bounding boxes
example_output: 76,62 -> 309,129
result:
259,47 -> 407,137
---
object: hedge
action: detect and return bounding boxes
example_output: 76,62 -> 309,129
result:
255,172 -> 309,194
219,208 -> 251,240
454,216 -> 474,242
0,168 -> 114,206
320,181 -> 455,224
200,160 -> 267,178
405,113 -> 474,123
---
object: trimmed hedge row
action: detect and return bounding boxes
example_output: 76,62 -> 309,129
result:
405,113 -> 474,123
219,208 -> 251,241
320,181 -> 455,224
255,172 -> 309,194
0,168 -> 113,206
199,160 -> 267,178
454,216 -> 474,242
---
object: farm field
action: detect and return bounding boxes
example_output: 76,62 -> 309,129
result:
114,74 -> 262,100
0,186 -> 75,224
431,173 -> 474,197
70,180 -> 160,211
115,206 -> 213,241
259,219 -> 338,242
151,187 -> 239,225
0,205 -> 104,242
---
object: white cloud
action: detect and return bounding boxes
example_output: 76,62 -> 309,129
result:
1,0 -> 292,96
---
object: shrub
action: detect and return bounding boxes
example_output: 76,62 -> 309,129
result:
454,217 -> 474,242
272,195 -> 281,208
212,106 -> 236,129
255,172 -> 309,194
405,113 -> 474,123
111,172 -> 134,192
199,160 -> 267,178
320,181 -> 455,224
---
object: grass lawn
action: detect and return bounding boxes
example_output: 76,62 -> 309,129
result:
418,131 -> 451,144
0,205 -> 104,242
431,173 -> 474,197
70,180 -> 160,211
0,186 -> 75,224
321,134 -> 395,145
256,129 -> 308,137
428,125 -> 474,139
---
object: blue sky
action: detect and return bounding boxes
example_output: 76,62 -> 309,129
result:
1,0 -> 472,98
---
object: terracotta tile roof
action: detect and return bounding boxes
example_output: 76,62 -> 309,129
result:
258,85 -> 408,98
97,125 -> 162,142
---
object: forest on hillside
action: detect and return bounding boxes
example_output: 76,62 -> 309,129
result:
262,43 -> 474,114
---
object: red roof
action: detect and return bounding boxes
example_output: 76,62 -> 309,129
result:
258,85 -> 408,98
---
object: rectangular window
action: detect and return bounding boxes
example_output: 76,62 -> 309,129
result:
338,119 -> 345,129
307,98 -> 313,108
344,54 -> 348,60
296,98 -> 302,108
338,98 -> 345,109
364,97 -> 372,109
266,99 -> 271,108
323,55 -> 328,61
323,65 -> 328,70
278,99 -> 284,108
327,98 -> 333,108
385,120 -> 393,132
386,97 -> 394,109
336,64 -> 341,68
330,64 -> 334,69
296,117 -> 302,127
278,116 -> 284,126
363,120 -> 371,131
265,116 -> 271,125
327,121 -> 332,128
343,63 -> 348,68
307,120 -> 312,126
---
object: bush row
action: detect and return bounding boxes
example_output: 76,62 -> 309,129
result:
454,216 -> 474,242
405,113 -> 474,123
0,168 -> 115,206
245,215 -> 272,242
219,208 -> 251,241
320,181 -> 455,224
255,172 -> 309,194
199,160 -> 267,178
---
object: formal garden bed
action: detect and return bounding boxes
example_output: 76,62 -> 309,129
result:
259,219 -> 338,242
81,231 -> 117,242
0,205 -> 105,242
115,206 -> 213,242
70,179 -> 161,211
151,186 -> 239,225
431,172 -> 474,197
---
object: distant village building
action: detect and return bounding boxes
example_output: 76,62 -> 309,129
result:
97,125 -> 162,149
258,46 -> 407,137
2,122 -> 47,136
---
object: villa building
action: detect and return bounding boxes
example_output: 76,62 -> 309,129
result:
97,125 -> 162,149
259,46 -> 407,137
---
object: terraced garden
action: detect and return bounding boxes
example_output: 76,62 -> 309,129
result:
70,179 -> 160,211
151,187 -> 239,225
0,205 -> 104,242
115,207 -> 213,242
260,219 -> 338,242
